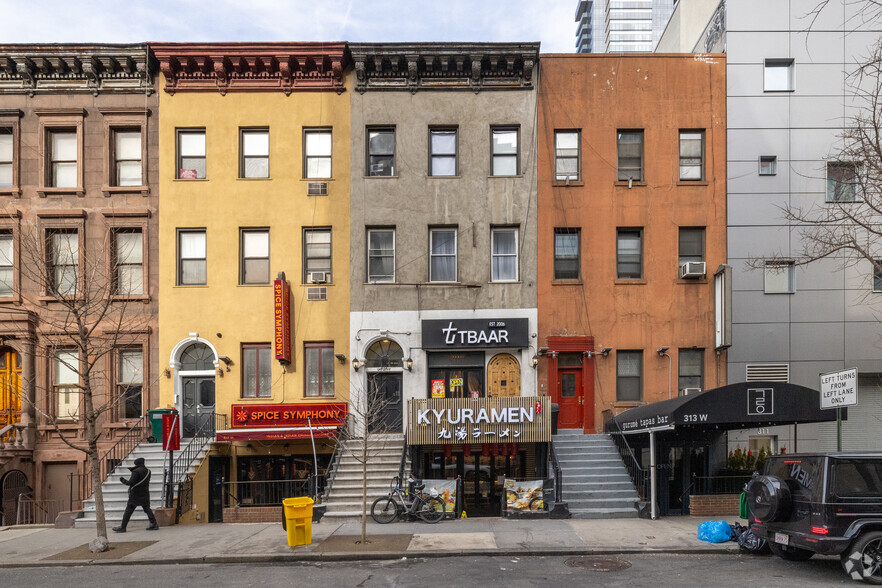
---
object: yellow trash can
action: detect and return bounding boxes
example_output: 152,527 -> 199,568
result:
282,497 -> 314,547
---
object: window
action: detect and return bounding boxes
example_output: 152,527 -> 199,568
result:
242,344 -> 272,398
429,228 -> 457,282
491,227 -> 518,282
873,260 -> 882,292
240,229 -> 270,285
240,128 -> 269,179
554,228 -> 580,280
305,343 -> 334,397
764,58 -> 794,92
50,131 -> 78,188
113,228 -> 143,295
113,130 -> 142,186
554,131 -> 580,181
764,261 -> 795,294
491,127 -> 519,176
367,228 -> 395,283
0,128 -> 12,189
759,156 -> 777,176
678,227 -> 705,268
616,229 -> 643,279
303,228 -> 331,283
679,131 -> 704,181
48,229 -> 78,296
827,162 -> 860,202
616,351 -> 642,402
367,127 -> 395,176
0,230 -> 12,297
177,229 -> 206,286
176,129 -> 206,179
429,127 -> 457,176
118,348 -> 143,419
54,349 -> 79,420
617,130 -> 644,181
304,129 -> 332,179
678,349 -> 703,393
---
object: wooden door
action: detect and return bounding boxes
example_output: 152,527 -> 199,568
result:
45,462 -> 77,511
487,354 -> 520,397
0,349 -> 21,430
557,368 -> 584,428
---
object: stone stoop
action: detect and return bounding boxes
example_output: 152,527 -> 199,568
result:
75,442 -> 207,529
553,430 -> 639,519
322,435 -> 410,524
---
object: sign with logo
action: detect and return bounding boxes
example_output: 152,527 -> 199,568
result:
747,388 -> 774,416
273,279 -> 292,363
231,402 -> 347,428
161,412 -> 180,451
407,396 -> 550,445
820,368 -> 858,409
421,318 -> 529,349
431,380 -> 445,398
179,169 -> 198,179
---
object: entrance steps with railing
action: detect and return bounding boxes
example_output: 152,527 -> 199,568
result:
322,434 -> 410,523
553,430 -> 639,519
74,442 -> 207,529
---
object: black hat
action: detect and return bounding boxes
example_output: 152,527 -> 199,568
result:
134,457 -> 145,467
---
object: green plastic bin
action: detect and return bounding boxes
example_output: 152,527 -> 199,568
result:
147,408 -> 177,441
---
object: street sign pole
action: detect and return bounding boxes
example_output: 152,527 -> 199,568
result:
837,407 -> 842,451
820,368 -> 857,452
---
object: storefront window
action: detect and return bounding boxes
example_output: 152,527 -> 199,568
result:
235,454 -> 329,507
427,351 -> 485,399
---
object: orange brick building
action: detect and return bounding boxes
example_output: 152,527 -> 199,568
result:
537,54 -> 727,432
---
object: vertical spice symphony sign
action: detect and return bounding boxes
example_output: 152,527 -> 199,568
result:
274,278 -> 291,363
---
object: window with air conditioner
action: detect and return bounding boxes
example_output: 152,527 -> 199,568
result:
678,227 -> 705,279
303,228 -> 331,284
678,348 -> 703,394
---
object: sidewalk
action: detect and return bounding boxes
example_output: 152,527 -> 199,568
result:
0,514 -> 745,567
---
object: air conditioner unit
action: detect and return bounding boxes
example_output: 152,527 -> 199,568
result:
679,261 -> 706,279
307,182 -> 328,196
681,387 -> 702,396
308,271 -> 328,284
306,286 -> 327,301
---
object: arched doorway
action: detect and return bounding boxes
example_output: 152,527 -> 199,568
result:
0,470 -> 28,525
0,348 -> 21,436
178,342 -> 216,437
487,353 -> 520,397
365,339 -> 403,433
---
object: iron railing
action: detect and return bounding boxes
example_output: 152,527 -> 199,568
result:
548,439 -> 563,503
224,477 -> 319,507
321,438 -> 343,503
605,420 -> 650,501
163,413 -> 227,507
175,475 -> 194,523
398,441 -> 409,481
692,474 -> 753,495
16,495 -> 62,525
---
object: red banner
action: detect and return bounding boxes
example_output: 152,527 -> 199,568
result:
231,402 -> 348,428
162,412 -> 180,451
273,279 -> 291,362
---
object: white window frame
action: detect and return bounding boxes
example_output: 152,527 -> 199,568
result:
240,228 -> 270,285
554,130 -> 580,182
0,230 -> 13,298
113,129 -> 143,187
177,128 -> 206,179
429,127 -> 457,177
491,127 -> 519,177
240,128 -> 269,179
177,229 -> 207,286
54,349 -> 80,420
678,130 -> 704,181
304,128 -> 332,179
491,227 -> 519,282
764,58 -> 794,92
764,261 -> 795,294
429,228 -> 457,283
113,228 -> 144,296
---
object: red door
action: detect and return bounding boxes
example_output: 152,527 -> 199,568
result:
557,368 -> 583,428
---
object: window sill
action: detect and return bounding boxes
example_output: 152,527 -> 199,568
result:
37,187 -> 85,197
763,89 -> 794,93
174,284 -> 209,288
676,181 -> 708,186
613,401 -> 643,409
0,296 -> 21,304
237,283 -> 272,287
427,175 -> 461,179
551,279 -> 583,286
364,175 -> 398,179
551,181 -> 584,187
301,177 -> 335,182
764,291 -> 795,295
0,188 -> 21,197
38,423 -> 80,430
102,185 -> 149,196
237,396 -> 275,402
104,421 -> 141,429
38,295 -> 83,303
614,181 -> 646,188
173,178 -> 209,182
364,280 -> 396,285
614,279 -> 646,285
300,282 -> 334,287
111,294 -> 151,302
488,174 -> 524,179
488,280 -> 522,285
237,177 -> 272,181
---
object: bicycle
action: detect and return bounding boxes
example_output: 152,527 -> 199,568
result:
371,474 -> 445,524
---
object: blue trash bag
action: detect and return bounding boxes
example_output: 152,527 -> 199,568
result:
697,520 -> 733,543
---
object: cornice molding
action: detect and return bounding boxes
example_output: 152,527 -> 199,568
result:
150,43 -> 349,96
348,42 -> 540,94
0,44 -> 155,96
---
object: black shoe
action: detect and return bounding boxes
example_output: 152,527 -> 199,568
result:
146,524 -> 159,531
112,526 -> 126,533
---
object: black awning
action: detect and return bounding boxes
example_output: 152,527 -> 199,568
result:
607,381 -> 842,434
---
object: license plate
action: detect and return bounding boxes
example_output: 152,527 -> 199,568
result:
774,533 -> 790,546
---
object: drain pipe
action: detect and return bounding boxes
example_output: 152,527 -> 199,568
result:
650,430 -> 657,520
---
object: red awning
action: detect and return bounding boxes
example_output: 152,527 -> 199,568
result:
215,426 -> 338,442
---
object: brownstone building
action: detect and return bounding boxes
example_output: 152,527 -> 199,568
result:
0,44 -> 158,522
537,54 -> 727,433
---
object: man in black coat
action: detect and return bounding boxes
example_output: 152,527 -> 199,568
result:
112,457 -> 159,532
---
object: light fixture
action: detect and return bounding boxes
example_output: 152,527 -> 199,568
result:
531,354 -> 539,368
216,367 -> 224,377
218,355 -> 233,372
538,347 -> 548,355
335,353 -> 346,364
404,357 -> 413,371
352,358 -> 363,372
162,368 -> 171,378
656,346 -> 670,357
600,347 -> 613,357
582,351 -> 593,359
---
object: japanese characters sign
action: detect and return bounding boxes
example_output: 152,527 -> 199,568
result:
407,397 -> 551,445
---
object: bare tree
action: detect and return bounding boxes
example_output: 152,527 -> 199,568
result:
4,214 -> 152,552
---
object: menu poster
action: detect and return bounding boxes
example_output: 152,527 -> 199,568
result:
431,379 -> 446,398
426,479 -> 457,513
504,478 -> 544,511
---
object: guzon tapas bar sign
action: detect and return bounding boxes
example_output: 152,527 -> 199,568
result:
407,397 -> 550,445
273,278 -> 292,363
421,318 -> 529,349
232,402 -> 347,428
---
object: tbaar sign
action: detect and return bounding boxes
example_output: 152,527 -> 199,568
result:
421,318 -> 529,349
407,397 -> 550,445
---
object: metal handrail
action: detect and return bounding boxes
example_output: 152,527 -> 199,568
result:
162,413 -> 227,507
78,415 -> 148,504
398,441 -> 408,481
548,439 -> 564,502
606,420 -> 650,501
321,437 -> 343,503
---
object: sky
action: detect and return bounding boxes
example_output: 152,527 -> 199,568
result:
0,0 -> 578,53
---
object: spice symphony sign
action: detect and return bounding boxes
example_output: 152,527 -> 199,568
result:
407,397 -> 550,445
232,402 -> 347,428
273,278 -> 292,363
421,318 -> 529,349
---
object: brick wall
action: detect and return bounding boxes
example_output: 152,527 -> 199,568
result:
689,494 -> 741,517
222,506 -> 282,524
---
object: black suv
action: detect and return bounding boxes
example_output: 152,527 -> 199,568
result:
746,453 -> 882,584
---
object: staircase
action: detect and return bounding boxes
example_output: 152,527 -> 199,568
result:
553,430 -> 639,519
75,442 -> 207,529
322,434 -> 409,523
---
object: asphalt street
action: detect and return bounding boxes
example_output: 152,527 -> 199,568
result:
0,553 -> 849,587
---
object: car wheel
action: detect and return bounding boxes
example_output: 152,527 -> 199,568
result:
768,541 -> 814,562
841,531 -> 882,585
745,475 -> 792,523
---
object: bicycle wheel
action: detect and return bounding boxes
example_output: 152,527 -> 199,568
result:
371,496 -> 399,524
417,497 -> 445,523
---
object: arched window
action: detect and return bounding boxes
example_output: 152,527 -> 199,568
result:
364,339 -> 403,369
180,343 -> 214,371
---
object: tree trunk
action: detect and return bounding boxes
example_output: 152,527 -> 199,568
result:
82,380 -> 108,547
